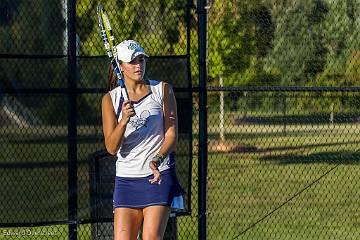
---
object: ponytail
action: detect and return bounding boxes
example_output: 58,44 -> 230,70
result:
107,64 -> 118,91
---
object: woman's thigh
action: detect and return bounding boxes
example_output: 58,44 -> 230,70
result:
114,207 -> 143,240
142,205 -> 170,240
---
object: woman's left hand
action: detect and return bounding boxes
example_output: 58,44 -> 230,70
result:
149,161 -> 161,184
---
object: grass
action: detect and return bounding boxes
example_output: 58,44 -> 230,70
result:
1,120 -> 360,239
205,155 -> 360,239
181,116 -> 360,239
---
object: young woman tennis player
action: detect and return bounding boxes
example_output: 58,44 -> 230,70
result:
101,40 -> 184,240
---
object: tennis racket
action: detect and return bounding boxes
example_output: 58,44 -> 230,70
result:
96,3 -> 130,101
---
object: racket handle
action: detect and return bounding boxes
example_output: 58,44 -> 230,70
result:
111,61 -> 129,100
118,80 -> 130,101
118,82 -> 134,116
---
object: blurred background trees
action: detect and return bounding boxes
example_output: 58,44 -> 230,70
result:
1,0 -> 359,122
2,0 -> 359,87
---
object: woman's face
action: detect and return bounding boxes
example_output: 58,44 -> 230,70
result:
120,55 -> 146,82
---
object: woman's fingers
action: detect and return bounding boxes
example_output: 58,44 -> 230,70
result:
123,101 -> 134,111
149,163 -> 161,184
126,102 -> 135,116
120,101 -> 135,123
149,170 -> 161,184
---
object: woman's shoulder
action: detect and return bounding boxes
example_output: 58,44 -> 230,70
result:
105,86 -> 122,102
147,79 -> 162,86
101,92 -> 112,106
108,85 -> 122,95
147,79 -> 173,90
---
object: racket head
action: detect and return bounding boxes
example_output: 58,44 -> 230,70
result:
97,3 -> 116,57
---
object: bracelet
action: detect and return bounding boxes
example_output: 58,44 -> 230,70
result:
152,154 -> 165,168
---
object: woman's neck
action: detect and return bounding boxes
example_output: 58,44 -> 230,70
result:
124,78 -> 147,93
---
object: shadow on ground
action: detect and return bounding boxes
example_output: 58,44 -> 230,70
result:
260,151 -> 360,165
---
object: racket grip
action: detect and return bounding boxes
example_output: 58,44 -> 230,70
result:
111,60 -> 130,102
117,80 -> 129,101
117,79 -> 125,88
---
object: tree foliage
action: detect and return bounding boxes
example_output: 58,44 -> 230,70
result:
314,0 -> 360,86
0,0 -> 65,89
76,0 -> 188,56
1,0 -> 360,89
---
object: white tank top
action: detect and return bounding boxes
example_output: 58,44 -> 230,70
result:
109,80 -> 171,177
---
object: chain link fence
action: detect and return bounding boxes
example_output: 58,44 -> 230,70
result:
1,0 -> 360,239
0,0 -> 192,239
204,89 -> 360,239
203,0 -> 360,239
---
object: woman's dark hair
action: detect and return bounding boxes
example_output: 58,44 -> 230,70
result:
108,64 -> 118,91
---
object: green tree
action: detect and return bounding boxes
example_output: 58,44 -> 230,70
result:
208,1 -> 255,86
206,0 -> 279,87
0,0 -> 67,124
0,0 -> 65,89
264,0 -> 328,85
77,0 -> 188,56
315,0 -> 360,86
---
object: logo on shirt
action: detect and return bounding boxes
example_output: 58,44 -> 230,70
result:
129,110 -> 150,130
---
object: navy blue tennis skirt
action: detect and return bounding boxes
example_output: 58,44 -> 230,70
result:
113,166 -> 185,209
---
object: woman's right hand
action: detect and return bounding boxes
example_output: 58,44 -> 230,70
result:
149,161 -> 161,184
120,100 -> 135,125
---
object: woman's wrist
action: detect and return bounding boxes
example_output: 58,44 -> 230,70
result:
119,118 -> 129,126
151,153 -> 166,168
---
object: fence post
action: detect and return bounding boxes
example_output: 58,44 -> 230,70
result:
197,0 -> 209,239
219,77 -> 225,141
282,93 -> 286,135
67,0 -> 78,239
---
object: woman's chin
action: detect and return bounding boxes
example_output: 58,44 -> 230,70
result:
132,76 -> 145,82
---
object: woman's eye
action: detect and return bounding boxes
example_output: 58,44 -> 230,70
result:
129,58 -> 144,64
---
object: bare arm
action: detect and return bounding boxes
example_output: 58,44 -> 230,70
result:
158,82 -> 178,156
101,93 -> 134,155
149,82 -> 178,184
